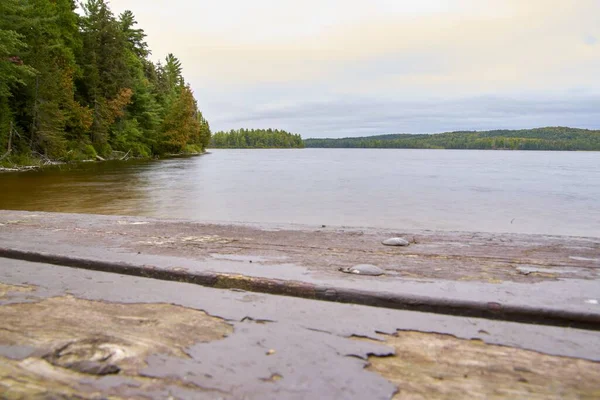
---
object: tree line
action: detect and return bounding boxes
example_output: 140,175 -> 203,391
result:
304,127 -> 600,151
0,0 -> 210,166
211,129 -> 304,148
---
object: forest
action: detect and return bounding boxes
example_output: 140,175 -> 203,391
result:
0,0 -> 210,166
304,127 -> 600,151
211,129 -> 305,148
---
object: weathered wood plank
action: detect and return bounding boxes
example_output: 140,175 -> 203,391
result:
1,260 -> 599,399
0,211 -> 599,328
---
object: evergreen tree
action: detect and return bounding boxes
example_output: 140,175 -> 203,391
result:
119,10 -> 149,58
211,129 -> 305,149
303,127 -> 600,151
164,53 -> 183,92
0,0 -> 210,165
158,85 -> 200,154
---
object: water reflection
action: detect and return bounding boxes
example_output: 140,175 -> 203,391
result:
0,159 -> 160,215
1,150 -> 599,237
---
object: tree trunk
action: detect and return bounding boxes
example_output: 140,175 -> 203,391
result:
0,122 -> 14,161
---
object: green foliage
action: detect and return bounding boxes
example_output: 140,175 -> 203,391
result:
0,30 -> 36,97
119,10 -> 149,58
0,0 -> 37,98
211,129 -> 305,149
184,144 -> 204,154
0,151 -> 40,168
82,144 -> 97,159
157,85 -> 202,155
0,0 -> 210,165
164,53 -> 183,92
304,127 -> 600,151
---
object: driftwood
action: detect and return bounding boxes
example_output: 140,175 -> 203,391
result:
120,149 -> 131,161
0,166 -> 39,172
31,151 -> 62,166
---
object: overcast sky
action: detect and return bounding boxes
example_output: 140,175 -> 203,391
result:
107,0 -> 599,137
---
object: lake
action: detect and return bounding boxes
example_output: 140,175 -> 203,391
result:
0,149 -> 598,237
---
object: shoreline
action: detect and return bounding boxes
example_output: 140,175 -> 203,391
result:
0,150 -> 208,173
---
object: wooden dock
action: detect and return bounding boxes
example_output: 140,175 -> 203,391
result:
1,211 -> 599,399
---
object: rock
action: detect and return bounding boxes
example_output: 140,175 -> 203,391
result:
382,237 -> 410,247
339,264 -> 384,276
64,360 -> 121,375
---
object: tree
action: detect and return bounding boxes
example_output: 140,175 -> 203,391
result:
79,0 -> 132,149
0,0 -> 211,164
119,10 -> 149,58
158,85 -> 200,154
303,127 -> 600,151
164,53 -> 183,92
211,129 -> 304,149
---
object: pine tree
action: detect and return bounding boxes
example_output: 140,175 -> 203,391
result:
164,53 -> 183,92
79,0 -> 132,151
119,10 -> 149,58
0,0 -> 36,156
158,85 -> 200,154
1,0 -> 211,163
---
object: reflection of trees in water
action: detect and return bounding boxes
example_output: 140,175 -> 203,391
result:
0,161 -> 158,216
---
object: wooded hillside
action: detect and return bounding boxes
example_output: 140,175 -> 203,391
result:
0,0 -> 210,165
211,129 -> 304,148
304,127 -> 600,151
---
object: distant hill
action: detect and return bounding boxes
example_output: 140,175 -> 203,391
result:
211,129 -> 304,149
304,127 -> 600,151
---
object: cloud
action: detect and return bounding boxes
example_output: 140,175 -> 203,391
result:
585,35 -> 598,46
106,0 -> 600,136
213,95 -> 600,137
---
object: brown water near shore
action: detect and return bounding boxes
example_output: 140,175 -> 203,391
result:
0,149 -> 598,237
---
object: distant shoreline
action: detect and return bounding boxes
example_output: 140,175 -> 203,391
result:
304,127 -> 600,151
208,147 -> 599,152
0,151 -> 207,173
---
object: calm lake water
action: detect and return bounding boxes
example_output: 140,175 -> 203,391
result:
0,149 -> 598,237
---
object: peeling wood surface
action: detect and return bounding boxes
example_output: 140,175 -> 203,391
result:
0,211 -> 599,329
0,283 -> 32,299
0,210 -> 598,283
364,331 -> 600,400
0,295 -> 232,373
0,263 -> 396,399
1,259 -> 600,399
0,211 -> 599,397
0,293 -> 232,399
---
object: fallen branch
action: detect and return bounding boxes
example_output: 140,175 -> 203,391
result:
0,165 -> 39,172
120,149 -> 131,161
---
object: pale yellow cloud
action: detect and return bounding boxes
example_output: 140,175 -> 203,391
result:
105,0 -> 600,133
148,0 -> 598,97
107,1 -> 599,81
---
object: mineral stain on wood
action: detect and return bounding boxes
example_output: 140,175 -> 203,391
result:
362,331 -> 600,399
0,295 -> 233,398
0,282 -> 34,299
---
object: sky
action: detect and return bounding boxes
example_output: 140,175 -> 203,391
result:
107,0 -> 600,138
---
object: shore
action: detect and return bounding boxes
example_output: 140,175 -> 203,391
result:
1,211 -> 599,398
0,151 -> 208,173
